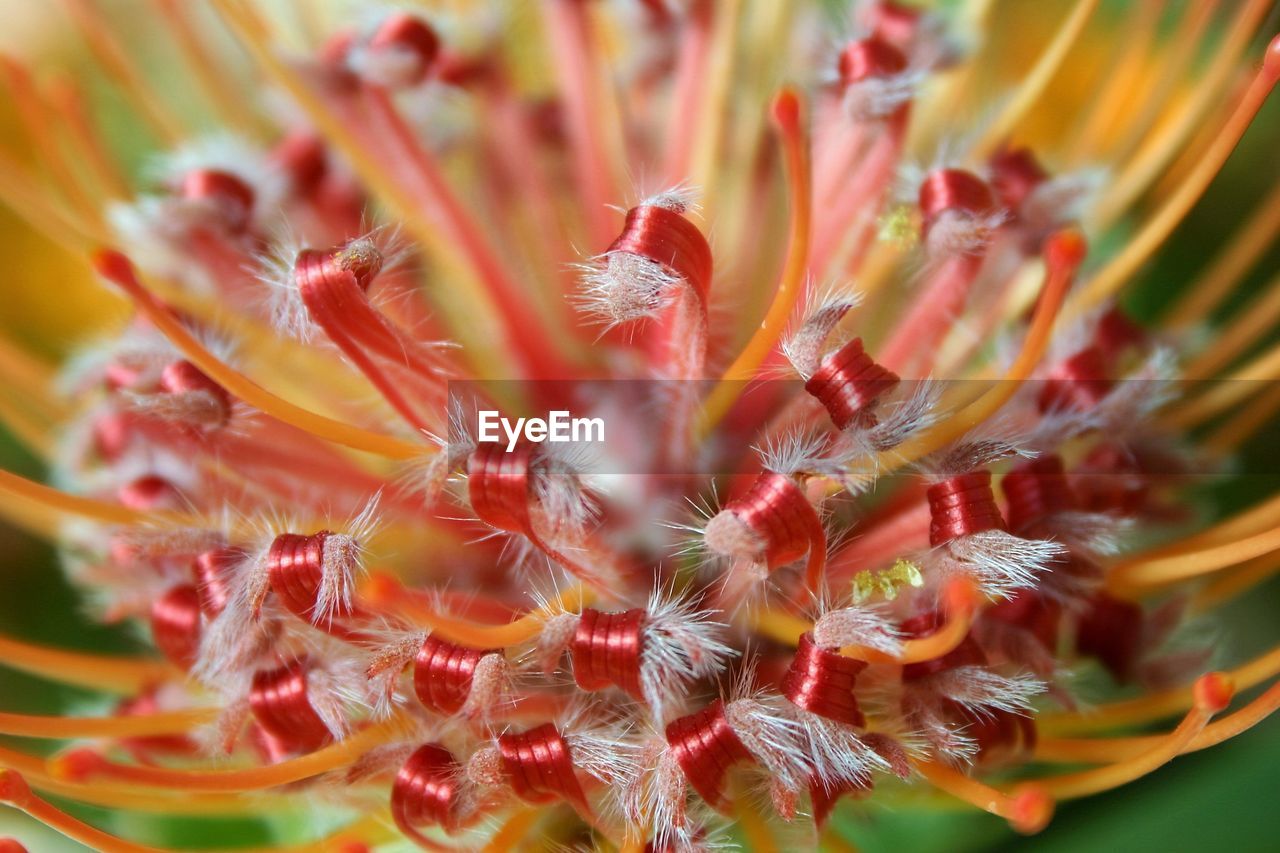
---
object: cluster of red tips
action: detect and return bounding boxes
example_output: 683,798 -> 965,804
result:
927,470 -> 1006,546
468,440 -> 537,537
249,660 -> 332,754
805,337 -> 899,430
989,147 -> 1048,214
366,14 -> 441,88
413,634 -> 498,716
986,589 -> 1063,652
609,202 -> 713,303
497,723 -> 590,814
1002,455 -> 1077,533
1038,346 -> 1113,413
392,743 -> 469,839
781,633 -> 868,727
1073,443 -> 1148,515
1074,593 -> 1145,682
149,584 -> 202,670
838,37 -> 908,85
179,169 -> 255,233
570,607 -> 646,700
918,168 -> 995,237
665,701 -> 755,811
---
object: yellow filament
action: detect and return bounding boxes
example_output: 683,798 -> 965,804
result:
1073,39 -> 1278,312
1040,645 -> 1280,734
0,392 -> 55,460
1185,269 -> 1280,378
1093,0 -> 1272,226
0,147 -> 99,248
46,75 -> 131,200
1036,680 -> 1280,764
0,468 -> 151,527
699,89 -> 811,435
1204,381 -> 1280,453
99,251 -> 429,460
1107,524 -> 1280,592
1191,551 -> 1280,614
482,808 -> 542,853
0,708 -> 213,739
689,0 -> 743,208
973,0 -> 1101,157
60,0 -> 184,145
1165,336 -> 1280,430
0,632 -> 176,693
153,0 -> 263,134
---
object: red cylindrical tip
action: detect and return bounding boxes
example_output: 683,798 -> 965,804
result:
771,88 -> 802,133
0,770 -> 31,807
1264,33 -> 1280,80
0,838 -> 29,853
92,248 -> 136,285
1045,228 -> 1087,271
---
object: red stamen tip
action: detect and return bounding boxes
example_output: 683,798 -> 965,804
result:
1264,33 -> 1280,80
771,88 -> 802,133
0,838 -> 29,853
48,748 -> 104,783
0,770 -> 32,807
1009,784 -> 1054,834
92,248 -> 135,284
1193,672 -> 1235,714
1045,229 -> 1087,271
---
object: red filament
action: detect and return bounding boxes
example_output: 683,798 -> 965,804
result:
781,632 -> 868,727
608,203 -> 713,303
248,660 -> 332,753
838,37 -> 908,85
149,584 -> 202,670
804,337 -> 899,430
1038,346 -> 1113,413
665,700 -> 755,810
918,169 -> 995,237
1002,455 -> 1077,533
413,634 -> 498,716
927,471 -> 1005,546
570,607 -> 646,700
497,723 -> 590,814
391,743 -> 467,838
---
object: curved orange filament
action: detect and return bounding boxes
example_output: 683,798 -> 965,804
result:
1204,380 -> 1280,453
0,769 -> 168,852
1032,674 -> 1233,799
1107,523 -> 1280,592
363,574 -> 594,647
1073,32 -> 1280,312
0,632 -> 176,693
0,708 -> 212,739
93,250 -> 428,460
50,716 -> 411,792
1035,679 -> 1280,764
1188,269 -> 1280,378
0,468 -> 156,527
46,74 -> 130,200
881,229 -> 1084,473
1041,645 -> 1280,734
913,763 -> 1053,834
1191,551 -> 1280,613
700,88 -> 811,435
1167,178 -> 1280,328
1166,335 -> 1280,429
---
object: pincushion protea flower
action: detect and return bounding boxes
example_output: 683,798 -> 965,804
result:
0,0 -> 1278,849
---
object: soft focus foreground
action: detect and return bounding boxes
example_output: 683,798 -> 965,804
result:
0,1 -> 1279,851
